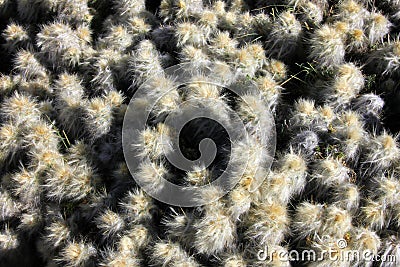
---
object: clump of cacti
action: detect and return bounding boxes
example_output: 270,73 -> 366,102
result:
1,0 -> 400,266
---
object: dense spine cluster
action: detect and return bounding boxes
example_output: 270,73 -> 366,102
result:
0,0 -> 400,266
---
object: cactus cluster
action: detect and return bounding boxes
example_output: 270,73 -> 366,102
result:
0,0 -> 400,266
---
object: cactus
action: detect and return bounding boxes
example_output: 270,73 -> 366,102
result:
0,1 -> 399,266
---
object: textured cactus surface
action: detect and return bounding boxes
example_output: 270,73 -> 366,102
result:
0,0 -> 400,266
